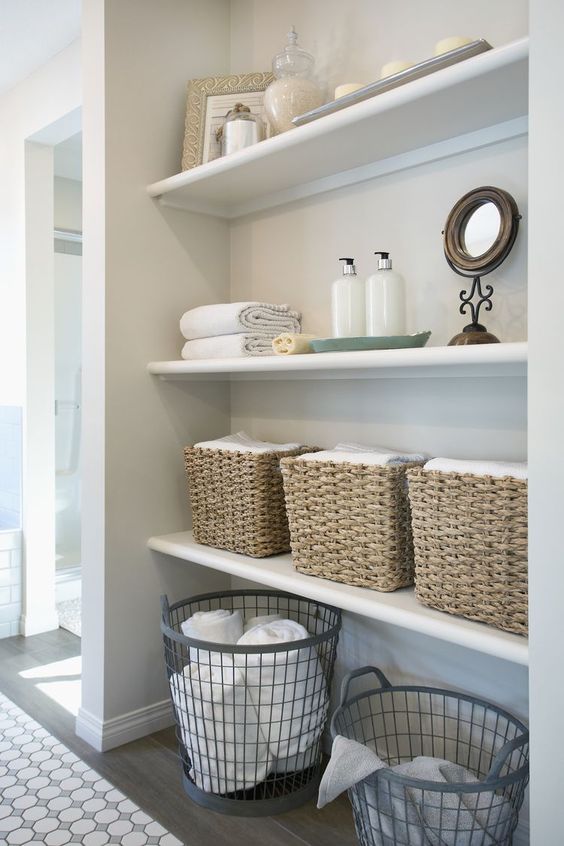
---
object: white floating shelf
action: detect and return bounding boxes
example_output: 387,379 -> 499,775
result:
148,531 -> 528,666
147,38 -> 528,219
148,342 -> 527,381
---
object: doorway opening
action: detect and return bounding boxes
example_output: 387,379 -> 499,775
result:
53,132 -> 82,637
19,108 -> 83,722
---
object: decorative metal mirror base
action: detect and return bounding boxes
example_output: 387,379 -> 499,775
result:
448,325 -> 500,346
448,274 -> 500,345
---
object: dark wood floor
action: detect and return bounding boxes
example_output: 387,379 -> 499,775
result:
0,628 -> 356,846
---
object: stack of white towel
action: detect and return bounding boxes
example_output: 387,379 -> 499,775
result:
180,302 -> 301,360
422,457 -> 527,479
291,445 -> 526,478
193,431 -> 302,454
191,436 -> 526,480
296,442 -> 426,466
170,609 -> 327,794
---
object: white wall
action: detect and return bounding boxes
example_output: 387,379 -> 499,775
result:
228,0 -> 530,834
528,1 -> 564,843
79,0 -> 233,750
230,138 -> 527,346
230,0 -> 528,98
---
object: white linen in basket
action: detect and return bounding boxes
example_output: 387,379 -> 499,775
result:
235,620 -> 328,767
318,735 -> 513,846
170,655 -> 273,794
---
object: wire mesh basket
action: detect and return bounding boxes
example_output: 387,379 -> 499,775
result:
331,667 -> 529,846
161,589 -> 341,816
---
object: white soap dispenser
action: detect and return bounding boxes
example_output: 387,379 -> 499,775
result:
366,251 -> 406,336
331,257 -> 365,337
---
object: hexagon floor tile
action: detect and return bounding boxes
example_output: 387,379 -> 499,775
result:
0,692 -> 183,845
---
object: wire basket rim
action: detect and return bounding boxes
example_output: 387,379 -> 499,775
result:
332,683 -> 529,791
359,765 -> 529,793
162,588 -> 342,653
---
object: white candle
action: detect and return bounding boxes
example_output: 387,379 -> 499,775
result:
380,60 -> 412,79
334,83 -> 364,99
434,36 -> 473,56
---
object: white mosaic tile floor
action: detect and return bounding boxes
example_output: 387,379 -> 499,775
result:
0,691 -> 183,845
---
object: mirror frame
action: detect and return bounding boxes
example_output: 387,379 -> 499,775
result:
443,186 -> 520,277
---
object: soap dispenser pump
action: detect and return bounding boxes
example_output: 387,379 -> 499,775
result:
331,257 -> 365,338
366,251 -> 406,336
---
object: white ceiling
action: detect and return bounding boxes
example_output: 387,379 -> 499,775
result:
54,131 -> 82,181
0,0 -> 81,96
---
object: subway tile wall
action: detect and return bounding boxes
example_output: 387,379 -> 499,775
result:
0,529 -> 21,637
0,407 -> 22,637
0,406 -> 22,530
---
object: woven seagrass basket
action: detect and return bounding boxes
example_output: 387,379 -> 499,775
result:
184,446 -> 315,558
280,458 -> 424,591
407,468 -> 528,635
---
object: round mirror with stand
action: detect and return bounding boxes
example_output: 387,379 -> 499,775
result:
443,186 -> 521,345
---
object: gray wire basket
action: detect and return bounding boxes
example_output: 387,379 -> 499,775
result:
331,667 -> 529,846
161,589 -> 341,816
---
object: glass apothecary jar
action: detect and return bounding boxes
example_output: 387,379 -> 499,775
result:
264,27 -> 324,133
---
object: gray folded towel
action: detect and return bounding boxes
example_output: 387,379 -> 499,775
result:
318,735 -> 512,846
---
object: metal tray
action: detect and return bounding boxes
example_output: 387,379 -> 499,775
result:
292,39 -> 492,127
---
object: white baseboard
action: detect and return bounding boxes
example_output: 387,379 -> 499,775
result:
21,609 -> 60,637
76,699 -> 174,752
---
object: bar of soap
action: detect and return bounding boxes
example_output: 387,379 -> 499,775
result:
434,36 -> 473,56
380,60 -> 412,79
334,83 -> 364,99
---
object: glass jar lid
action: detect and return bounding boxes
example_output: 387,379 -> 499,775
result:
224,103 -> 255,123
272,27 -> 315,79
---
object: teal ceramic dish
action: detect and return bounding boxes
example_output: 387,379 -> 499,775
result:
311,331 -> 432,353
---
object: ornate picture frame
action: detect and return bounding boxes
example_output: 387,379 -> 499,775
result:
182,71 -> 274,171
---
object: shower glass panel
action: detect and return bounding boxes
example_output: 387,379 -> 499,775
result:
54,236 -> 82,571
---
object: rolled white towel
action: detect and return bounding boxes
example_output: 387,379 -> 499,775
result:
181,334 -> 277,359
181,609 -> 243,644
170,656 -> 272,794
235,620 -> 328,765
180,302 -> 301,341
424,457 -> 527,480
194,431 -> 301,454
239,619 -> 310,646
296,442 -> 425,466
243,613 -> 283,634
